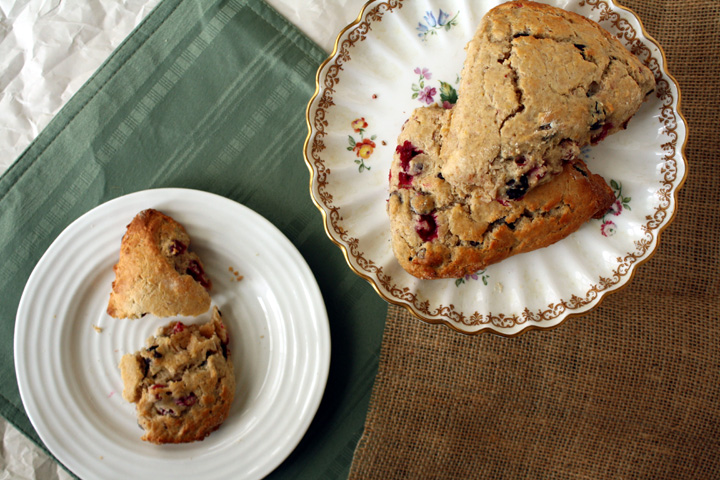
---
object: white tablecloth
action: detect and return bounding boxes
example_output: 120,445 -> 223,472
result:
0,1 -> 364,477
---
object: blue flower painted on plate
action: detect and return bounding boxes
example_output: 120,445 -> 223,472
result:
581,145 -> 592,160
417,9 -> 459,41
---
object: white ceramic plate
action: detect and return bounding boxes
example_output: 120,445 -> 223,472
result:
305,0 -> 687,336
14,188 -> 330,479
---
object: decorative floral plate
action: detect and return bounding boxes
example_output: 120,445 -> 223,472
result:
304,0 -> 687,335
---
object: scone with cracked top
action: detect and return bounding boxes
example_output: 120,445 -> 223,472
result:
107,209 -> 212,319
119,306 -> 235,444
388,105 -> 615,279
441,0 -> 656,201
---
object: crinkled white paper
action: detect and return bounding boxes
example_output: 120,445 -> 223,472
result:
0,0 -> 363,478
0,0 -> 160,173
0,0 -> 363,174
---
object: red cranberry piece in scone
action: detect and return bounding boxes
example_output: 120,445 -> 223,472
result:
119,307 -> 235,444
107,209 -> 212,319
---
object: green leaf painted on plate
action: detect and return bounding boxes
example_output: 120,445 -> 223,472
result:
439,81 -> 458,104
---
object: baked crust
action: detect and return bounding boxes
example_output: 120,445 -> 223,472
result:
107,209 -> 212,319
388,105 -> 615,279
441,0 -> 656,201
119,307 -> 235,444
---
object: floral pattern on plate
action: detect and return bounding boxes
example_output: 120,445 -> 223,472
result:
347,117 -> 378,172
411,67 -> 459,108
455,270 -> 490,287
416,8 -> 460,41
599,179 -> 632,237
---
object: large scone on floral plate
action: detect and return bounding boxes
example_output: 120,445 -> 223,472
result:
107,209 -> 212,319
441,0 -> 656,201
388,105 -> 615,280
119,307 -> 235,444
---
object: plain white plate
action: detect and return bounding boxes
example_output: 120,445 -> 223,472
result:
305,0 -> 687,335
14,188 -> 330,479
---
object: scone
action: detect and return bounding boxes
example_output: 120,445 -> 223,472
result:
441,0 -> 656,201
107,209 -> 212,319
388,105 -> 615,279
119,307 -> 235,444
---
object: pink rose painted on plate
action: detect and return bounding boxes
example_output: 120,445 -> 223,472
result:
598,179 -> 631,236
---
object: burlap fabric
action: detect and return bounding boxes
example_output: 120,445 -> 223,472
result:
349,1 -> 720,478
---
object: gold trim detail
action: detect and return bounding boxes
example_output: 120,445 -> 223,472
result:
304,0 -> 688,336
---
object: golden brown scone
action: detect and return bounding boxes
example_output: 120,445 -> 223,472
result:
119,307 -> 235,444
388,105 -> 615,280
107,209 -> 212,319
441,0 -> 656,201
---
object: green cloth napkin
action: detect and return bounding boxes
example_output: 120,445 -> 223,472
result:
0,0 -> 387,477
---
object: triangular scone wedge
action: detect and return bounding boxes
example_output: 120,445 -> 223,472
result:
441,0 -> 656,201
388,105 -> 615,280
107,209 -> 212,319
